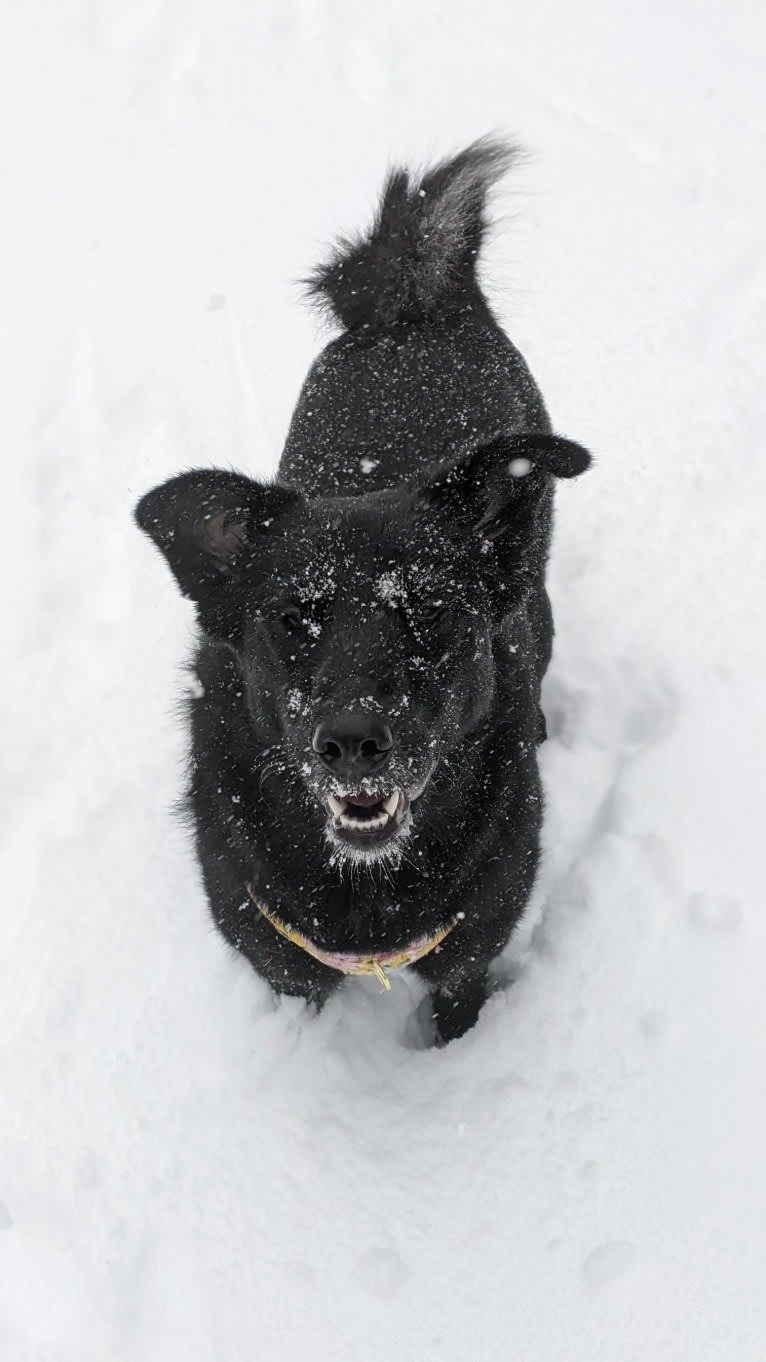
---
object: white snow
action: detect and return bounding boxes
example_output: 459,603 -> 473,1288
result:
2,3 -> 766,1360
508,456 -> 532,477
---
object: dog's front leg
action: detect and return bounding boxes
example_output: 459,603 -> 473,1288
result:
430,967 -> 489,1045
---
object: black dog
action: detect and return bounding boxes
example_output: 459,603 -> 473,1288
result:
135,138 -> 591,1043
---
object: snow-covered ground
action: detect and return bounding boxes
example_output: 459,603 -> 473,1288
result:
3,2 -> 765,1358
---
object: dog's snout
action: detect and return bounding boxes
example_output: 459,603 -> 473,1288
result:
312,714 -> 394,776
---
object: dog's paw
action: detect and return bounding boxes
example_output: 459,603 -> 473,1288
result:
431,972 -> 489,1045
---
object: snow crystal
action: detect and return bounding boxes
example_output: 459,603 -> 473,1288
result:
508,457 -> 532,477
374,570 -> 403,605
287,688 -> 306,717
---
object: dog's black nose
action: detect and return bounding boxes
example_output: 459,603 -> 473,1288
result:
312,714 -> 394,776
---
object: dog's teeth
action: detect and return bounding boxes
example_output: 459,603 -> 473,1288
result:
338,812 -> 388,830
328,790 -> 400,832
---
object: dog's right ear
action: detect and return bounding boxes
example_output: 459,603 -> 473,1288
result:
134,469 -> 302,633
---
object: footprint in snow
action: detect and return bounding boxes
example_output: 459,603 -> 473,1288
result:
355,1247 -> 409,1300
687,892 -> 742,934
278,1259 -> 317,1289
582,1240 -> 636,1288
618,664 -> 677,752
541,658 -> 679,878
638,1008 -> 668,1040
544,658 -> 677,756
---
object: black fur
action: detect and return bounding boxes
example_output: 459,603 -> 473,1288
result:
135,139 -> 592,1044
304,137 -> 519,331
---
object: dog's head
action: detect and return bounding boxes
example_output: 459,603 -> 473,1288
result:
135,434 -> 590,867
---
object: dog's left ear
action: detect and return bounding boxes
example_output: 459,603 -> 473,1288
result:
134,469 -> 303,641
419,431 -> 591,549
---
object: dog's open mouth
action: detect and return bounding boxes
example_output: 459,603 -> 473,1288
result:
325,789 -> 409,849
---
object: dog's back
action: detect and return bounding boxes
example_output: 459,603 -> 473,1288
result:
280,138 -> 550,497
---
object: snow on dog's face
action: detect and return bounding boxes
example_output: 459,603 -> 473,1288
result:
135,434 -> 590,866
238,500 -> 495,866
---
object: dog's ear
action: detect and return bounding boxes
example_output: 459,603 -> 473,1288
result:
419,431 -> 591,542
134,469 -> 303,636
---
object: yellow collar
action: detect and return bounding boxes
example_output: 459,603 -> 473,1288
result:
246,885 -> 456,991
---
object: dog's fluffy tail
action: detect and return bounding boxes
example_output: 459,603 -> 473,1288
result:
305,136 -> 519,332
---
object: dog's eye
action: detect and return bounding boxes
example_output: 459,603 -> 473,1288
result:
418,600 -> 447,623
280,604 -> 304,632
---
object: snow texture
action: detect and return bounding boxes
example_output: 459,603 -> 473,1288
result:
2,3 -> 766,1360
